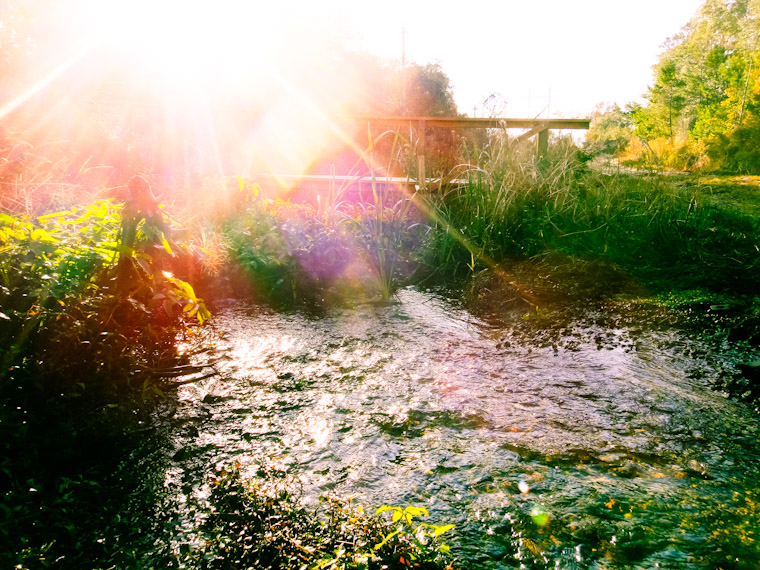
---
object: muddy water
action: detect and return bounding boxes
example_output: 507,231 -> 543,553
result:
151,288 -> 760,568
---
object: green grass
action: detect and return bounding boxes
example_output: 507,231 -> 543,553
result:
418,134 -> 760,296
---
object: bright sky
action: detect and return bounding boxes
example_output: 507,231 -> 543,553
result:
4,0 -> 709,176
340,0 -> 707,118
33,0 -> 708,121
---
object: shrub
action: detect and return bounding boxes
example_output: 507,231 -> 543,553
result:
0,199 -> 211,566
179,465 -> 456,570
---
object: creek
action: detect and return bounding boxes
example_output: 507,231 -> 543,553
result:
125,287 -> 760,568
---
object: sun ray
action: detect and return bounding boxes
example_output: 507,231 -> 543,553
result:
0,42 -> 94,122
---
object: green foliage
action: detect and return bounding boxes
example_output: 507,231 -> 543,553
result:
708,112 -> 760,172
0,201 -> 209,385
0,199 -> 211,566
224,175 -> 422,305
225,199 -> 348,305
630,0 -> 760,172
583,104 -> 634,156
179,465 -> 455,570
418,134 -> 582,276
418,133 -> 760,294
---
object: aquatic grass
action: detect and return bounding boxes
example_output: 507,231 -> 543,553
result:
351,128 -> 420,300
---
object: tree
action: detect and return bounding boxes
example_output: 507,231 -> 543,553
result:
584,104 -> 634,156
629,0 -> 760,171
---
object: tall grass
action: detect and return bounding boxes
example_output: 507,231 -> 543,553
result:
420,131 -> 760,293
221,129 -> 424,304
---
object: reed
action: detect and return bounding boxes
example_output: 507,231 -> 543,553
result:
420,131 -> 760,293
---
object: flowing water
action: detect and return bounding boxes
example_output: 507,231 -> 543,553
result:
132,288 -> 760,569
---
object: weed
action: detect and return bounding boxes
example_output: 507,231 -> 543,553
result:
178,464 -> 456,570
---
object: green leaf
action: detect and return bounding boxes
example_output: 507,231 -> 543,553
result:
404,506 -> 429,524
37,211 -> 69,222
374,529 -> 402,550
404,506 -> 428,517
169,277 -> 198,301
162,235 -> 173,255
433,524 -> 455,538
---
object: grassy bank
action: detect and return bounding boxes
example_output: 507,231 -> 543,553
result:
418,136 -> 759,295
207,136 -> 759,322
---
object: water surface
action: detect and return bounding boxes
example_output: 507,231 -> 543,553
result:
147,288 -> 760,568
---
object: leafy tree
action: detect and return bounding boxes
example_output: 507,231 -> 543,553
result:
584,104 -> 634,156
311,60 -> 463,178
629,0 -> 760,171
391,62 -> 458,117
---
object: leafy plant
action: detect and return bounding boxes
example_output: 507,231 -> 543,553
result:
181,465 -> 456,570
0,198 -> 212,567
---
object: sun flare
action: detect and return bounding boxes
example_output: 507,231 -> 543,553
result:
3,1 -> 380,188
68,1 -> 289,97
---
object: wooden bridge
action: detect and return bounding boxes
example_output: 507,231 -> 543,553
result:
255,115 -> 590,196
357,115 -> 590,187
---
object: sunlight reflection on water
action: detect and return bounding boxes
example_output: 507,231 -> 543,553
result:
163,288 -> 760,568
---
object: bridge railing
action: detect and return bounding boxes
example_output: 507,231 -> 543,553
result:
354,115 -> 590,188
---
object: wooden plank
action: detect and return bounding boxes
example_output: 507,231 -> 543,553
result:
355,115 -> 590,130
516,125 -> 546,142
537,129 -> 549,157
417,119 -> 426,188
253,173 -> 415,186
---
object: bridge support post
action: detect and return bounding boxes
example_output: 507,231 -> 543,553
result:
417,119 -> 426,189
537,128 -> 549,158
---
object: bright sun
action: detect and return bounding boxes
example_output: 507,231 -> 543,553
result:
76,0 -> 283,98
3,1 -> 370,180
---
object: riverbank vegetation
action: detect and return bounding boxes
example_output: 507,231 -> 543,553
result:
2,0 -> 760,567
3,130 -> 760,569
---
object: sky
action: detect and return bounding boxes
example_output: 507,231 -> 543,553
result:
3,0 -> 711,176
335,0 -> 707,118
32,0 -> 709,122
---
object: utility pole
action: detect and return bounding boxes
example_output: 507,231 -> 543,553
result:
401,24 -> 407,103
